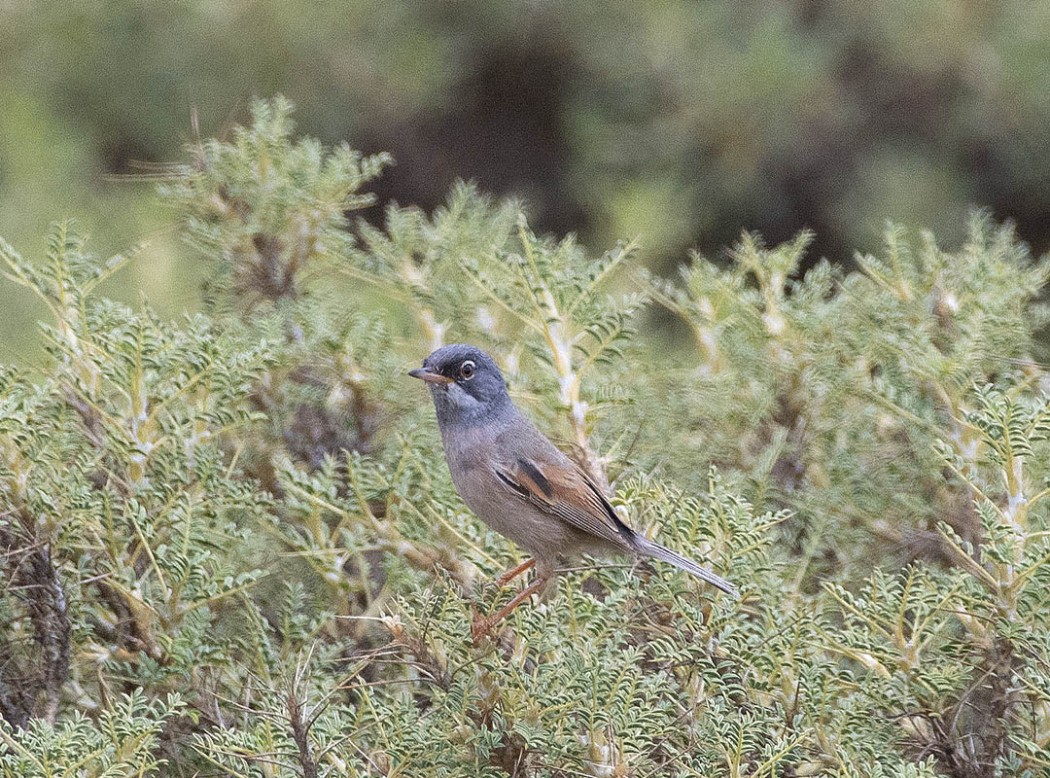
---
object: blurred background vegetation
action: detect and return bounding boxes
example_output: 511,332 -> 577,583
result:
3,0 -> 1050,362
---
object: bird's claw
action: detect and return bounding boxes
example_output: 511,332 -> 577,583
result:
470,605 -> 496,644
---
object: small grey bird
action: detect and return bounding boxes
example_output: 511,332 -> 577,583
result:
410,343 -> 736,638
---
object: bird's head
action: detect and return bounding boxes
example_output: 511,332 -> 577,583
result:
409,343 -> 512,425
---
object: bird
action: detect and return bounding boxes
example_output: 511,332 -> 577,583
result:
409,343 -> 736,640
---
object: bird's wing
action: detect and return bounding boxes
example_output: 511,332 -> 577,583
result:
493,454 -> 636,550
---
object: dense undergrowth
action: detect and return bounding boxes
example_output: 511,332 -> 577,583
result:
2,99 -> 1049,777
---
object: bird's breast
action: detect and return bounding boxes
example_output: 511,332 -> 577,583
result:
440,426 -> 578,558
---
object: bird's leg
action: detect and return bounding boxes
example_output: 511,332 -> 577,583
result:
471,573 -> 549,644
489,575 -> 548,623
495,557 -> 536,588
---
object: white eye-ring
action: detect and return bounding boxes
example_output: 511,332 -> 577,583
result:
459,360 -> 476,380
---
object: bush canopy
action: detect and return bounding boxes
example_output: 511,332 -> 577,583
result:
1,99 -> 1049,777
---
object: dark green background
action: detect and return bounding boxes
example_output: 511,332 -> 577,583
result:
3,1 -> 1049,361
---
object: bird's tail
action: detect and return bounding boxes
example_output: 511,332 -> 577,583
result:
632,536 -> 737,596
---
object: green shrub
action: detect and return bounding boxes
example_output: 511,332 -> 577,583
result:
1,98 -> 1048,777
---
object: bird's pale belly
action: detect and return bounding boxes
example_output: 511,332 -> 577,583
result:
454,465 -> 578,556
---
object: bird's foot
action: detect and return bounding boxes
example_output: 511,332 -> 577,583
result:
469,574 -> 549,645
470,606 -> 497,645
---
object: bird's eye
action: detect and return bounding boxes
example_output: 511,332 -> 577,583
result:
459,360 -> 476,380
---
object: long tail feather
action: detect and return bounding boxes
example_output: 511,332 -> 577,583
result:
632,536 -> 737,596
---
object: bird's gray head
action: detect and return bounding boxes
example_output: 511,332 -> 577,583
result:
409,344 -> 513,426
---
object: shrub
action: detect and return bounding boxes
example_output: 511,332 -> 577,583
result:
1,98 -> 1048,777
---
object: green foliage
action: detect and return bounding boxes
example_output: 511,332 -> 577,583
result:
2,98 -> 1050,777
0,692 -> 183,778
161,95 -> 390,311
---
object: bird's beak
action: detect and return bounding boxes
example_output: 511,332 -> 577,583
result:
408,367 -> 454,385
